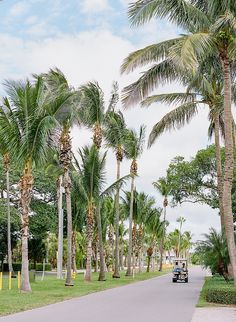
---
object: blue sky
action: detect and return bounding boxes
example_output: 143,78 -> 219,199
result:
0,0 -> 220,239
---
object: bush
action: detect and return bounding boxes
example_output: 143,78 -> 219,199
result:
201,277 -> 236,305
2,263 -> 22,272
206,287 -> 236,305
30,263 -> 52,271
2,262 -> 52,272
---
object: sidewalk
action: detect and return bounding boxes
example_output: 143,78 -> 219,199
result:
191,307 -> 236,322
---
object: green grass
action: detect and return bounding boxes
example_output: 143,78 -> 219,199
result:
197,276 -> 235,307
0,270 -> 170,316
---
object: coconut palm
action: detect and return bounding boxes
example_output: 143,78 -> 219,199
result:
75,146 -> 129,281
0,137 -> 14,275
79,82 -> 105,149
104,109 -> 126,278
0,76 -> 71,291
177,216 -> 186,257
153,177 -> 171,271
145,207 -> 163,272
43,68 -> 80,286
45,152 -> 64,279
123,0 -> 236,284
123,125 -> 146,276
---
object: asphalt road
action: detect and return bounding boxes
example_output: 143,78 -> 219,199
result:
0,266 -> 205,322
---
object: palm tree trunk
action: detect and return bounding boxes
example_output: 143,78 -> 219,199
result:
126,175 -> 135,276
95,241 -> 98,273
19,161 -> 33,292
120,244 -> 124,271
214,112 -> 224,231
159,203 -> 167,271
57,175 -> 63,279
221,56 -> 236,286
6,168 -> 13,274
72,230 -> 77,273
113,158 -> 121,278
96,204 -> 106,281
64,170 -> 73,286
85,205 -> 94,282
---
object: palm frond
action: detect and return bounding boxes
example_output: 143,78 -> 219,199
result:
148,102 -> 199,147
128,0 -> 210,31
141,92 -> 197,108
122,59 -> 181,108
121,38 -> 180,74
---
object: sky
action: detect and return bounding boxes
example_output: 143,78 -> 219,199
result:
0,0 -> 221,241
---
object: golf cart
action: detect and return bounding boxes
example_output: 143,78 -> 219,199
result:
172,258 -> 188,283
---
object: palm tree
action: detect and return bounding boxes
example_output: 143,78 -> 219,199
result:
153,177 -> 171,271
43,68 -> 80,286
79,82 -> 105,149
123,0 -> 236,285
75,146 -> 129,281
104,109 -> 126,278
177,216 -> 186,257
45,153 -> 64,279
0,76 -> 70,292
123,125 -> 146,276
196,228 -> 230,281
3,152 -> 13,274
145,207 -> 163,272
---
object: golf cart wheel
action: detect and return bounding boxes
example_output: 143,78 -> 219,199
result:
172,278 -> 177,283
185,278 -> 188,283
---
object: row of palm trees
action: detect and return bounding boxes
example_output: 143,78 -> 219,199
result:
1,68 -> 170,291
122,0 -> 236,286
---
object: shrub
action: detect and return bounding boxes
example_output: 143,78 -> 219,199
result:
202,277 -> 236,305
206,287 -> 236,305
33,263 -> 52,271
2,263 -> 22,272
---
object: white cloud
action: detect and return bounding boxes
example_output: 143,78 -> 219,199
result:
80,0 -> 111,13
9,1 -> 30,17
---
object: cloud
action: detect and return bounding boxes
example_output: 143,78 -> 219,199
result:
80,0 -> 111,13
9,1 -> 30,17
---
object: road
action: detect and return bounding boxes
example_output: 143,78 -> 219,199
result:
0,266 -> 205,322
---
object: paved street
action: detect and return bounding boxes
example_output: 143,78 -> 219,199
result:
0,266 -> 205,322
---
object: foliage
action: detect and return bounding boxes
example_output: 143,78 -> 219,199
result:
195,228 -> 230,280
0,201 -> 20,263
199,277 -> 236,306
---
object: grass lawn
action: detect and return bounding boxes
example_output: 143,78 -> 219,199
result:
0,270 -> 170,316
197,276 -> 236,307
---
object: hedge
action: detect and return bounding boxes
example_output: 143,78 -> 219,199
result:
206,287 -> 236,305
2,263 -> 52,272
202,277 -> 236,305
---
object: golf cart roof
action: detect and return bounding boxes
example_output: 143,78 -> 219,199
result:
173,258 -> 187,262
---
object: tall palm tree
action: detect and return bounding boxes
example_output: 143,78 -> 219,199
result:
153,177 -> 171,271
75,146 -> 104,282
145,207 -> 163,272
45,152 -> 64,279
104,109 -> 126,278
0,77 -> 70,292
2,151 -> 13,274
75,146 -> 129,281
79,82 -> 105,149
123,125 -> 146,276
43,68 -> 80,286
177,216 -> 186,257
0,138 -> 14,274
123,0 -> 236,285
